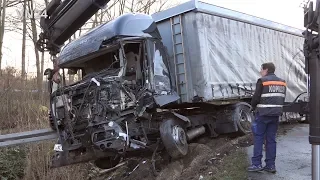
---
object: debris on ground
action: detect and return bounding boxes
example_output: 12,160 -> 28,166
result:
88,122 -> 300,180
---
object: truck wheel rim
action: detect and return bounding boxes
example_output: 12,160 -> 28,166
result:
239,109 -> 252,132
172,125 -> 187,146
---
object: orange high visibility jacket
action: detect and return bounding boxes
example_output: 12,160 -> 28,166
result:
252,73 -> 287,116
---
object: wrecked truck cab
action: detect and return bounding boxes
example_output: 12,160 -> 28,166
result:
56,12 -> 179,105
47,13 -> 185,169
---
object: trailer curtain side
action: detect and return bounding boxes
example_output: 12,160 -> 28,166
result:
154,1 -> 306,104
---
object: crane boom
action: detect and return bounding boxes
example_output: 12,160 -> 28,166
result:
36,0 -> 111,56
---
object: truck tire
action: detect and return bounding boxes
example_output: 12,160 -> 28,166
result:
160,118 -> 188,159
232,102 -> 254,135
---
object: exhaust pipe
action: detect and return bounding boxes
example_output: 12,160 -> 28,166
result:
186,126 -> 206,141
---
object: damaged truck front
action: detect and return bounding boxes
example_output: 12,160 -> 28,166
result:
45,13 -> 197,169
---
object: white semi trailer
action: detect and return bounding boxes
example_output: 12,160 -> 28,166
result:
152,0 -> 306,105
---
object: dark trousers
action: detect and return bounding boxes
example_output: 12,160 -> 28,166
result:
251,114 -> 279,167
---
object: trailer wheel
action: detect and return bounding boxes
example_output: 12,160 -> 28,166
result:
233,103 -> 254,135
160,118 -> 188,159
94,156 -> 121,169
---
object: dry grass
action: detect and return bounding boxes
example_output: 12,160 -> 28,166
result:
209,148 -> 249,180
0,68 -> 89,180
23,142 -> 89,180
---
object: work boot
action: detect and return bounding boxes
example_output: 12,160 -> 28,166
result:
263,166 -> 276,173
247,164 -> 263,172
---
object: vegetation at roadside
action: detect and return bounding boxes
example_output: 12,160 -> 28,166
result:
0,147 -> 26,180
210,148 -> 249,180
0,70 -> 89,180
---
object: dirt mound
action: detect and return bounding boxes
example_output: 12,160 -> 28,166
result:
156,143 -> 214,180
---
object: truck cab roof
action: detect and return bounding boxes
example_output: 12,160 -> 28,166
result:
58,13 -> 161,66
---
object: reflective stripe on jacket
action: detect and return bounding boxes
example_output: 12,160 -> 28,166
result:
256,74 -> 287,116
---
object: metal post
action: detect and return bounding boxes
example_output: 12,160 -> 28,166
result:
303,1 -> 320,179
309,42 -> 320,180
312,145 -> 320,180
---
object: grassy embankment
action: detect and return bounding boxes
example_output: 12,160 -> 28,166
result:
0,70 -> 89,180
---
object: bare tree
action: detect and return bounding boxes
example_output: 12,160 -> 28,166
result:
0,0 -> 32,76
0,0 -> 6,75
155,0 -> 171,12
27,0 -> 42,91
6,0 -> 24,7
21,0 -> 27,79
119,0 -> 125,14
92,12 -> 99,29
0,0 -> 2,25
41,0 -> 48,80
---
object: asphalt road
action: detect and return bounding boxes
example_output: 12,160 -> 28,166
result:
247,124 -> 311,180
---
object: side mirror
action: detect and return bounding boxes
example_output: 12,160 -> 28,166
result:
68,68 -> 77,75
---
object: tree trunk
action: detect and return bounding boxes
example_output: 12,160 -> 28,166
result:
92,12 -> 98,28
0,0 -> 6,76
41,0 -> 48,80
119,0 -> 125,14
0,0 -> 2,19
41,52 -> 44,77
22,0 -> 27,79
28,0 -> 42,92
99,9 -> 104,25
130,0 -> 135,12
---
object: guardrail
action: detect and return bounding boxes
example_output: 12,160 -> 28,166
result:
0,128 -> 58,147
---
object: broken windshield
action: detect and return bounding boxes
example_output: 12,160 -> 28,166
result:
151,40 -> 172,94
51,47 -> 122,91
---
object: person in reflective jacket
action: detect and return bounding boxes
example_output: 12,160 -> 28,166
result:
247,62 -> 286,173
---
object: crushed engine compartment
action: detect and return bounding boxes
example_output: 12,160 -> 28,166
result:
50,73 -> 158,167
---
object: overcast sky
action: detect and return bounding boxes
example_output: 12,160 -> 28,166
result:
192,0 -> 306,29
2,0 -> 308,75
